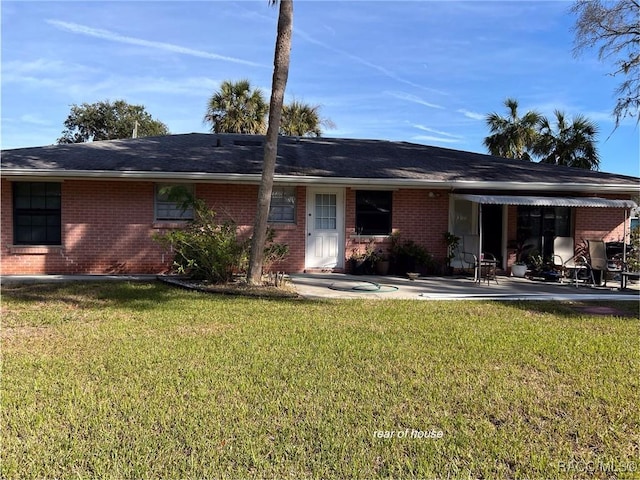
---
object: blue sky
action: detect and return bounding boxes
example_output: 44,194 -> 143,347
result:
2,0 -> 639,177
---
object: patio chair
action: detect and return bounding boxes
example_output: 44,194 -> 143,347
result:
552,236 -> 593,286
459,234 -> 478,276
450,234 -> 475,274
587,239 -> 609,287
461,234 -> 498,284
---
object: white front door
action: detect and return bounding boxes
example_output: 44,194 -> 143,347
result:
306,188 -> 344,269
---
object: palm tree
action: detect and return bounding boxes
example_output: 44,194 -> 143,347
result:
534,110 -> 600,170
203,79 -> 268,134
280,100 -> 335,137
247,0 -> 293,285
483,98 -> 542,161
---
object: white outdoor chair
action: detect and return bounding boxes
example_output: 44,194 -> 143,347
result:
587,239 -> 611,287
552,236 -> 593,286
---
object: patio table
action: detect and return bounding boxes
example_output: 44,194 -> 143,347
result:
476,258 -> 498,285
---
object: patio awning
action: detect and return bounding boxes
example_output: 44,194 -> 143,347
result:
452,194 -> 637,209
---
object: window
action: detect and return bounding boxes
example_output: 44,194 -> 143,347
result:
517,206 -> 572,259
155,184 -> 194,221
315,193 -> 337,229
269,186 -> 296,223
13,182 -> 62,245
356,190 -> 392,235
451,199 -> 474,236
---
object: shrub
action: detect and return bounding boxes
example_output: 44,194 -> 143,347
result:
389,235 -> 433,275
154,189 -> 288,283
154,204 -> 247,283
262,229 -> 290,273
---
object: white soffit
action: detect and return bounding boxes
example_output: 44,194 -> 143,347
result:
452,194 -> 637,209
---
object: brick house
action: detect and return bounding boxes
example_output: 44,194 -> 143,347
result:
1,133 -> 638,275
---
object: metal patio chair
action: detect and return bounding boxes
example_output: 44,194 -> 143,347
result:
461,234 -> 498,284
587,239 -> 614,287
552,236 -> 593,286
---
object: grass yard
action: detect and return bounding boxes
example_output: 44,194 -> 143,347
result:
2,282 -> 639,479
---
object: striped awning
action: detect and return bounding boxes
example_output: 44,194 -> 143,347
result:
452,194 -> 637,209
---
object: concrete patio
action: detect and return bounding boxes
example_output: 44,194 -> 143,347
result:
1,273 -> 639,302
290,273 -> 640,301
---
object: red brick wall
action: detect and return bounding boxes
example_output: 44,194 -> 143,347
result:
1,179 -> 306,275
2,178 -> 632,276
394,189 -> 449,260
193,183 -> 306,273
344,188 -> 449,269
574,206 -> 628,244
2,179 -> 169,274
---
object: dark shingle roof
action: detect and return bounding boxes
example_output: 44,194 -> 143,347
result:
2,133 -> 638,190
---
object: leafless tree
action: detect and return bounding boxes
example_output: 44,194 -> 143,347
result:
571,0 -> 640,126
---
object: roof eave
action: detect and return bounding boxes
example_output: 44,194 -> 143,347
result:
1,169 -> 638,194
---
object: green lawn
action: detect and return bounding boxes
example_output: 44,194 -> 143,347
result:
2,282 -> 639,479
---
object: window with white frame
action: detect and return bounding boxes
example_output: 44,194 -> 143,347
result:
451,198 -> 474,237
155,184 -> 194,221
269,186 -> 296,223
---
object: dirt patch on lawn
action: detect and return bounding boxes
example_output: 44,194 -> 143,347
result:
1,325 -> 59,342
159,275 -> 300,299
569,302 -> 639,318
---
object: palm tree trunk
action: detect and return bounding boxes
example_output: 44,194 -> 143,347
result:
247,0 -> 293,285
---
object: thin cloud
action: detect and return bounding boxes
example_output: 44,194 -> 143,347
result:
532,101 -> 616,125
4,69 -> 221,101
3,59 -> 96,77
457,109 -> 485,120
235,2 -> 448,95
46,19 -> 265,68
20,114 -> 51,126
4,58 -> 65,75
385,91 -> 444,110
294,27 -> 442,93
121,76 -> 222,96
411,135 -> 461,144
412,124 -> 461,139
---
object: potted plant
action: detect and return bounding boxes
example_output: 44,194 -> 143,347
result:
388,232 -> 402,275
527,254 -> 545,279
526,254 -> 560,282
511,262 -> 528,278
508,238 -> 529,278
348,250 -> 366,275
374,248 -> 390,275
348,242 -> 377,275
391,238 -> 432,276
